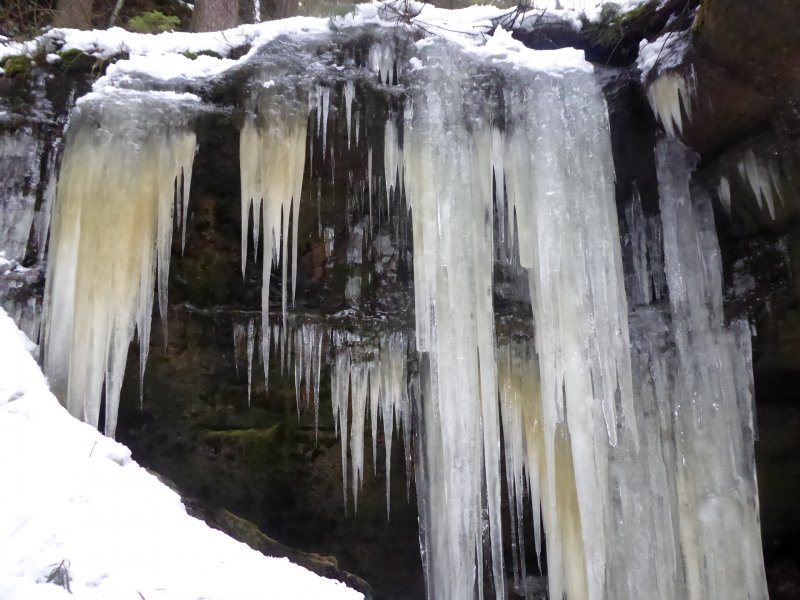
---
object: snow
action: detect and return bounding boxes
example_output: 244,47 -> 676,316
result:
1,1 -> 654,85
0,308 -> 362,600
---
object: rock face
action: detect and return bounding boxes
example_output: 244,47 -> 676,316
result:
3,3 -> 800,598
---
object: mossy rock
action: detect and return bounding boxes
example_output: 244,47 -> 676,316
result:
181,50 -> 223,60
202,424 -> 287,472
56,48 -> 129,74
581,0 -> 659,49
2,56 -> 33,78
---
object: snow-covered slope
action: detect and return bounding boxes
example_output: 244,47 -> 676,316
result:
0,308 -> 362,600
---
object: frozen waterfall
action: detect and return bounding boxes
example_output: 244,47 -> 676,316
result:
19,20 -> 769,600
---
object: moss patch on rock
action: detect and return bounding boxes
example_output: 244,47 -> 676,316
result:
2,55 -> 33,78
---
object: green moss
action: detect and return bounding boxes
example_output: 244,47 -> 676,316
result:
581,0 -> 659,49
181,49 -> 223,60
203,425 -> 287,471
56,48 -> 96,72
2,55 -> 32,78
127,10 -> 181,34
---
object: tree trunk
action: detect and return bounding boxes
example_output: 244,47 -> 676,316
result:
53,0 -> 94,29
191,0 -> 240,32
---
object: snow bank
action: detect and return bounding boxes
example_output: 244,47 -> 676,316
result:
0,308 -> 362,600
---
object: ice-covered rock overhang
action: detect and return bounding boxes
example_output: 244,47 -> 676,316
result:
30,5 -> 769,600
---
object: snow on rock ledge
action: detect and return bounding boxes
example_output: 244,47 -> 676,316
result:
0,308 -> 362,600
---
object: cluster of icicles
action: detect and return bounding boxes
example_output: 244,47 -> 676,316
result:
39,33 -> 768,600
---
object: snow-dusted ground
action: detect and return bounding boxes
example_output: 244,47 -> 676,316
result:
0,308 -> 362,600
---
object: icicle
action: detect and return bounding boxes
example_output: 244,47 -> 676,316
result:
350,361 -> 369,512
491,127 -> 507,245
625,185 -> 654,306
42,90 -> 198,437
313,324 -> 323,439
403,42 -> 504,598
646,68 -> 696,137
369,40 -> 395,84
324,227 -> 335,258
717,175 -> 732,217
384,117 -> 402,207
504,67 -> 637,600
344,80 -> 355,149
368,359 -> 381,474
240,86 -> 308,337
737,149 -> 780,220
246,318 -> 255,406
331,332 -> 351,512
233,320 -> 246,376
260,319 -> 271,396
367,146 -> 373,217
315,85 -> 331,158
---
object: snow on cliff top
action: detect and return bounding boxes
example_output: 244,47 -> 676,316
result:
0,308 -> 362,600
0,0 -> 651,81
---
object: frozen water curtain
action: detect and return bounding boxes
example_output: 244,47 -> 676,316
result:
40,23 -> 767,600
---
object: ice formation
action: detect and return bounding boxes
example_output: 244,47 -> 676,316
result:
23,14 -> 770,600
652,138 -> 767,599
646,69 -> 696,137
329,329 -> 411,514
737,149 -> 783,220
717,174 -> 732,217
42,90 -> 198,436
369,39 -> 396,85
240,83 -> 308,345
0,128 -> 43,262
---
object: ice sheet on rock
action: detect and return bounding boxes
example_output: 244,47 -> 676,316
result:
655,137 -> 768,600
0,128 -> 42,262
42,90 -> 198,437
